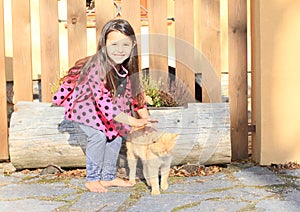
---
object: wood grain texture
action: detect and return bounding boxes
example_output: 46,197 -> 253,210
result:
0,0 -> 8,159
67,0 -> 87,67
228,0 -> 248,160
12,0 -> 33,102
9,102 -> 230,169
40,0 -> 60,102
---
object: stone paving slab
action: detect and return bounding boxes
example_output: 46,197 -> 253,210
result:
0,163 -> 299,212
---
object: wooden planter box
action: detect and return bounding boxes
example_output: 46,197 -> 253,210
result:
9,101 -> 231,170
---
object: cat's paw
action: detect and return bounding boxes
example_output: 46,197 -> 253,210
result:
161,183 -> 169,190
151,189 -> 160,195
129,179 -> 136,185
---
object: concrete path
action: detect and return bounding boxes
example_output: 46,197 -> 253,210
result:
0,162 -> 299,212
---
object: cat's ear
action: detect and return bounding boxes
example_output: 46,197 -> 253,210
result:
172,133 -> 179,140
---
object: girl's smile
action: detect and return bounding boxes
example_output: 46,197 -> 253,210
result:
106,31 -> 134,65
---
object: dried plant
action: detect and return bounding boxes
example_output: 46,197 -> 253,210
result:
141,72 -> 194,107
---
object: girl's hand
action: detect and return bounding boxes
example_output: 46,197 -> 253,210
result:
132,118 -> 158,127
114,112 -> 158,127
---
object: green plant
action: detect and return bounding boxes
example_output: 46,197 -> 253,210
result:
141,74 -> 193,107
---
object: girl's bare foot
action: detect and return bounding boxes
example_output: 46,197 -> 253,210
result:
100,178 -> 135,188
85,181 -> 108,193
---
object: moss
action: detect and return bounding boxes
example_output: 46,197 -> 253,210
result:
116,181 -> 149,212
35,176 -> 71,184
237,201 -> 257,212
21,175 -> 38,181
171,198 -> 221,212
168,176 -> 186,184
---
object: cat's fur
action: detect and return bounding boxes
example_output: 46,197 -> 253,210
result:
126,127 -> 178,195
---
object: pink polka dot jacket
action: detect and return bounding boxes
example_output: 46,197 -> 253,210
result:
52,63 -> 146,140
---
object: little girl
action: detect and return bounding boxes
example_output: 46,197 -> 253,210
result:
53,19 -> 156,193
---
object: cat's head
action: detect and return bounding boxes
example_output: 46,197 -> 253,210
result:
150,132 -> 178,156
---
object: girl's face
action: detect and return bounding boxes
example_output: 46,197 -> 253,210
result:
106,30 -> 134,65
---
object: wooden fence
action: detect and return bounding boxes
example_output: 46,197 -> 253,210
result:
0,0 -> 248,162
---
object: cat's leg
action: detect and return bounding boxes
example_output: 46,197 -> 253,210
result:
160,156 -> 172,191
147,160 -> 161,195
127,158 -> 138,184
141,160 -> 151,186
126,142 -> 138,185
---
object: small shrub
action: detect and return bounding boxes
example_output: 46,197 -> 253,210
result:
141,74 -> 193,107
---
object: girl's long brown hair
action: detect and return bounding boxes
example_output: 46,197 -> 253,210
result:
63,19 -> 144,107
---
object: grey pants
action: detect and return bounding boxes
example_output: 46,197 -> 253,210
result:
79,124 -> 122,181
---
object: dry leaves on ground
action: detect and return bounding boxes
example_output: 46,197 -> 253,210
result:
169,164 -> 223,177
19,164 -> 223,179
268,161 -> 300,173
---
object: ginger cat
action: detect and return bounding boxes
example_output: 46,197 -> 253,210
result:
126,127 -> 178,195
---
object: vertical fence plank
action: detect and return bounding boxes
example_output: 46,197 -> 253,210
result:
199,0 -> 222,103
12,0 -> 33,102
95,0 -> 114,39
250,0 -> 258,160
67,0 -> 87,67
228,0 -> 248,160
121,1 -> 141,71
174,0 -> 195,97
148,0 -> 168,76
121,0 -> 141,35
40,0 -> 60,102
0,0 -> 8,159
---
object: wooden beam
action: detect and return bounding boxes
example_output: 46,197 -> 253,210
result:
0,0 -> 9,160
40,0 -> 60,102
12,0 -> 33,102
228,0 -> 248,160
67,0 -> 87,67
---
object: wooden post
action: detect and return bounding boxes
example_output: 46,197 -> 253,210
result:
40,0 -> 60,102
228,0 -> 248,160
174,0 -> 195,98
12,0 -> 33,102
95,0 -> 114,39
199,0 -> 222,103
148,0 -> 168,75
250,0 -> 258,161
0,0 -> 9,160
67,0 -> 87,67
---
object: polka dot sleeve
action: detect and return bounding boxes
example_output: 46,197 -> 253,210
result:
52,78 -> 75,107
132,95 -> 147,112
